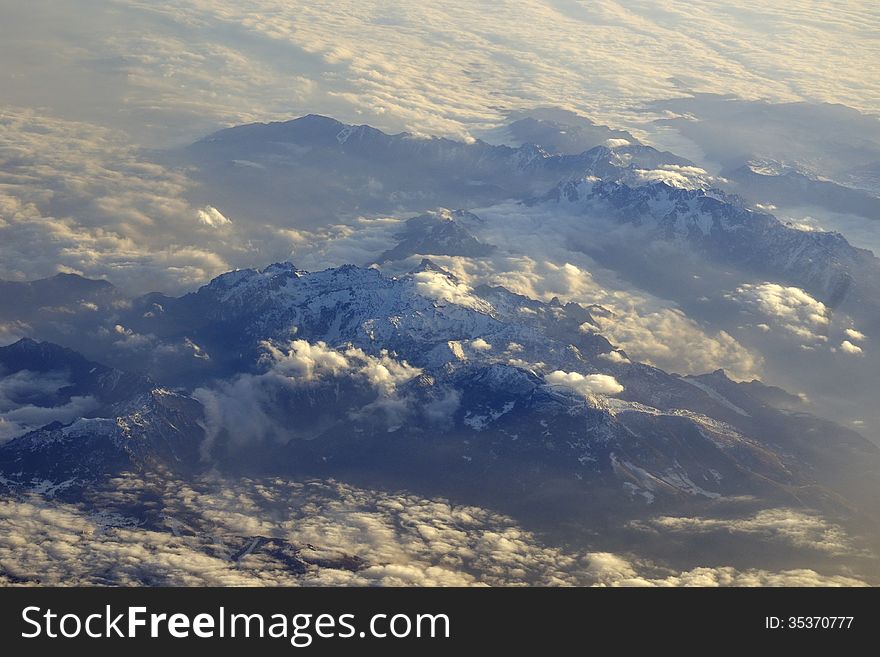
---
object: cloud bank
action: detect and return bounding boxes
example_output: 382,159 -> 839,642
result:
6,1 -> 871,147
0,475 -> 866,586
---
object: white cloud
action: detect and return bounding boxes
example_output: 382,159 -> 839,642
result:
471,338 -> 492,351
260,339 -> 421,393
0,369 -> 99,442
0,475 -> 865,586
840,340 -> 863,355
33,0 -> 871,147
440,204 -> 763,380
730,283 -> 830,342
631,164 -> 717,189
845,328 -> 866,342
110,324 -> 155,349
599,350 -> 630,364
545,370 -> 624,397
195,340 -> 423,447
0,321 -> 29,346
588,308 -> 761,380
347,348 -> 422,396
635,509 -> 858,556
260,339 -> 352,381
0,109 -> 235,294
642,568 -> 863,587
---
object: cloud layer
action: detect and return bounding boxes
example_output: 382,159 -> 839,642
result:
5,1 -> 874,147
0,475 -> 867,586
0,109 -> 236,294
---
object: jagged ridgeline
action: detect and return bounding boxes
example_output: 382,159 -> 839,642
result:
2,108 -> 880,585
2,262 -> 878,537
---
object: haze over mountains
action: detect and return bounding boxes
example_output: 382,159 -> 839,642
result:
1,1 -> 879,587
2,105 -> 880,585
2,259 -> 879,585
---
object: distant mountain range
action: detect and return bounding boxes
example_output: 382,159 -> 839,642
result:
176,113 -> 692,225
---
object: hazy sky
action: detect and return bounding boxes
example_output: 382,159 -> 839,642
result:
1,1 -> 877,147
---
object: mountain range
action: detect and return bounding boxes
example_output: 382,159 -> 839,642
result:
2,261 -> 878,538
2,110 -> 880,584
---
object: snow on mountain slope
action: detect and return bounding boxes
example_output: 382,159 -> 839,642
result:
537,177 -> 880,311
2,258 -> 878,526
178,114 -> 698,228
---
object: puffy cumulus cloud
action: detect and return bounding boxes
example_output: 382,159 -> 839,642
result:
260,339 -> 352,381
413,205 -> 762,381
470,338 -> 492,351
545,371 -> 624,397
405,263 -> 759,381
599,350 -> 630,364
0,477 -> 582,586
347,351 -> 422,397
730,283 -> 830,343
275,217 -> 402,273
845,328 -> 867,342
0,497 -> 294,586
0,476 -> 867,586
839,340 -> 863,355
588,308 -> 761,381
0,369 -> 99,442
635,509 -> 857,556
410,270 -> 491,312
261,340 -> 422,394
195,340 -> 422,447
197,205 -> 232,228
488,259 -> 601,303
